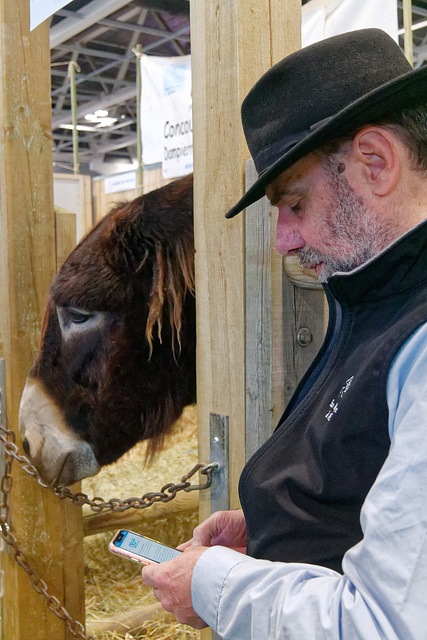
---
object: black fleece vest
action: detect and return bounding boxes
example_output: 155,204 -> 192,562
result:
239,219 -> 427,573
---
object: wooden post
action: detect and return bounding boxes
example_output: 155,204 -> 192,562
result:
56,212 -> 77,271
190,0 -> 301,517
0,3 -> 85,639
403,0 -> 413,66
53,173 -> 93,241
68,60 -> 80,175
134,44 -> 144,196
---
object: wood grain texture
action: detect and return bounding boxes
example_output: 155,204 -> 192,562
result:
53,173 -> 93,240
190,0 -> 301,520
55,213 -> 77,271
0,3 -> 84,638
83,491 -> 198,537
245,160 -> 275,459
92,167 -> 171,224
282,277 -> 328,408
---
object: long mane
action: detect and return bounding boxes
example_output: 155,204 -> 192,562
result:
144,218 -> 194,357
105,173 -> 195,357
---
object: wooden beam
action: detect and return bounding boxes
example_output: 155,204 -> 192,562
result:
55,212 -> 77,270
0,3 -> 85,638
86,603 -> 173,636
190,0 -> 301,520
245,160 -> 277,458
83,490 -> 198,536
403,0 -> 414,65
53,173 -> 93,241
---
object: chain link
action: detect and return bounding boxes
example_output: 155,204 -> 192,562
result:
0,423 -> 218,639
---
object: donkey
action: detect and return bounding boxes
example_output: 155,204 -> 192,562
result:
19,174 -> 195,486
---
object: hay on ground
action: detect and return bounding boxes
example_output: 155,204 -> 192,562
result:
83,405 -> 201,640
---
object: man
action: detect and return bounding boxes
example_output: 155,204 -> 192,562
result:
142,29 -> 427,638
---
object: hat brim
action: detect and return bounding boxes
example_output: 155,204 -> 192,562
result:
226,64 -> 427,219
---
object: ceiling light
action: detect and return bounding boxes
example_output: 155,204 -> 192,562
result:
84,112 -> 118,127
59,123 -> 97,132
95,117 -> 118,128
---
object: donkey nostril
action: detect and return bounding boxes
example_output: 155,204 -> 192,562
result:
22,438 -> 31,457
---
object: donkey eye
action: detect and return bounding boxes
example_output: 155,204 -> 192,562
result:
57,306 -> 107,338
59,306 -> 94,325
67,308 -> 93,324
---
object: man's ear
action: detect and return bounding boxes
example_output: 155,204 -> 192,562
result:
350,126 -> 401,197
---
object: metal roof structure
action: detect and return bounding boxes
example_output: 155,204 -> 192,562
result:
50,0 -> 190,174
49,0 -> 427,175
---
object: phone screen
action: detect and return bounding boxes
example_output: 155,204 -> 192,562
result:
112,530 -> 181,563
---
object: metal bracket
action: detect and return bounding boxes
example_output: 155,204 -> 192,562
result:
0,359 -> 6,567
209,412 -> 229,639
0,359 -> 6,474
0,359 -> 5,428
209,412 -> 229,513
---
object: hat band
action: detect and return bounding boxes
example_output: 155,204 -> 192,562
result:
253,129 -> 308,175
253,114 -> 333,176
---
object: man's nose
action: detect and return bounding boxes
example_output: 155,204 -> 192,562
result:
275,209 -> 305,255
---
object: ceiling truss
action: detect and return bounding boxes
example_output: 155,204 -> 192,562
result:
49,0 -> 426,174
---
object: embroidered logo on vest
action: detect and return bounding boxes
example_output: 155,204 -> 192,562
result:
325,376 -> 354,421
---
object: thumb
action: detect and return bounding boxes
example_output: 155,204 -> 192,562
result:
177,538 -> 203,551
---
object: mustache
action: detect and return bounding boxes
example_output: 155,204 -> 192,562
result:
297,246 -> 333,269
296,246 -> 349,283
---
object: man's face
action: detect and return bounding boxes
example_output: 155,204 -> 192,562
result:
266,152 -> 397,282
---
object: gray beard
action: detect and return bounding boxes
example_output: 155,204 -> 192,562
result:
297,160 -> 399,283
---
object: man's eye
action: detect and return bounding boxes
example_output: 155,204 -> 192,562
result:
290,202 -> 302,213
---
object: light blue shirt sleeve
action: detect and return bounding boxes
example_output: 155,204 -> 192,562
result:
192,322 -> 427,639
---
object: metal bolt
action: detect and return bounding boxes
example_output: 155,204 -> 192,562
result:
297,327 -> 313,347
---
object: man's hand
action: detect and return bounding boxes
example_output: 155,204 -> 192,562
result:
178,509 -> 247,553
141,546 -> 209,629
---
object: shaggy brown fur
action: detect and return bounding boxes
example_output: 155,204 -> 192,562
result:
31,174 -> 195,465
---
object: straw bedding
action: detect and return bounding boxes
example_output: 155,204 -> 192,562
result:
83,405 -> 201,639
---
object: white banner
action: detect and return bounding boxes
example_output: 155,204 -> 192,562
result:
30,0 -> 73,31
302,0 -> 398,47
104,171 -> 137,195
139,0 -> 397,176
140,54 -> 193,179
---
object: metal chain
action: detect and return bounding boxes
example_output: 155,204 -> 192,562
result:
0,425 -> 95,639
52,461 -> 217,512
0,422 -> 218,639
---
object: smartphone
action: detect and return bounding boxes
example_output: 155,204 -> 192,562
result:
109,529 -> 182,566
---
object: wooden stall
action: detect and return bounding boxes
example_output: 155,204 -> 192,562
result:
55,212 -> 78,271
0,2 -> 84,638
92,166 -> 171,224
53,173 -> 93,242
191,0 -> 303,518
0,1 -> 328,637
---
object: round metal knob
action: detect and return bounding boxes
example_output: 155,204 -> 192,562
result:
297,327 -> 313,347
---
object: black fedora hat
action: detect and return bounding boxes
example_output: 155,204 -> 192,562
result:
226,28 -> 427,219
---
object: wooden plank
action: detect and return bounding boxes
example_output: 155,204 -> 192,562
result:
86,603 -> 172,636
191,0 -> 302,523
245,160 -> 276,459
53,173 -> 93,240
142,166 -> 171,194
282,271 -> 328,407
92,167 -> 171,224
55,212 -> 77,271
80,174 -> 94,238
83,490 -> 198,537
244,171 -> 328,457
0,3 -> 85,639
93,180 -> 138,224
